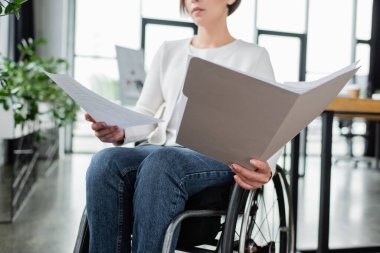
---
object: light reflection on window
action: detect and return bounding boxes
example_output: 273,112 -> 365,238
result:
75,0 -> 140,58
144,24 -> 194,69
356,0 -> 373,41
257,0 -> 307,34
228,0 -> 255,43
356,43 -> 370,76
307,0 -> 354,78
259,35 -> 301,82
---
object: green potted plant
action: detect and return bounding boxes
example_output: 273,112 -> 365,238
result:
0,37 -> 79,222
0,0 -> 27,19
0,38 -> 79,137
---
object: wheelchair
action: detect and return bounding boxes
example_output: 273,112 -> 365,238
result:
73,165 -> 294,253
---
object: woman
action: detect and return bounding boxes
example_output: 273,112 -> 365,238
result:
85,0 -> 282,252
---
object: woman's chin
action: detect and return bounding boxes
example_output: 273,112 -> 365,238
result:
191,17 -> 207,27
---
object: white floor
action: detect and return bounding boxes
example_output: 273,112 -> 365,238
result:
1,117 -> 379,252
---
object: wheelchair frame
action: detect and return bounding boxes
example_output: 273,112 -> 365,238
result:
74,165 -> 294,253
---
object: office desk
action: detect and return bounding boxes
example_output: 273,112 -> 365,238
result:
303,97 -> 380,253
327,97 -> 380,171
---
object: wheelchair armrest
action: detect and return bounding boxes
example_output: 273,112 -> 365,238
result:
73,208 -> 90,253
162,209 -> 227,252
162,183 -> 249,253
218,183 -> 247,253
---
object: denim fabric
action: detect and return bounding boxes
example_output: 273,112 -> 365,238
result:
86,145 -> 234,253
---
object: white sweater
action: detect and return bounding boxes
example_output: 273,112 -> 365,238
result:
123,38 -> 282,174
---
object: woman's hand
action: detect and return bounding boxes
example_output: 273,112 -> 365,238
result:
85,113 -> 125,145
229,159 -> 272,190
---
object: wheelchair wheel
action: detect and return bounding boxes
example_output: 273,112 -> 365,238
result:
234,166 -> 294,253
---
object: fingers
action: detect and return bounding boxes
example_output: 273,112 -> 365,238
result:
230,162 -> 270,185
92,122 -> 110,131
85,113 -> 96,123
250,159 -> 270,173
229,159 -> 272,190
98,129 -> 124,143
94,125 -> 115,137
233,175 -> 261,190
85,114 -> 124,143
91,122 -> 124,143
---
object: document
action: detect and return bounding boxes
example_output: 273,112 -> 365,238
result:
45,72 -> 162,129
177,57 -> 359,169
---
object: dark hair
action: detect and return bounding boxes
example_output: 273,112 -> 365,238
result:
180,0 -> 241,16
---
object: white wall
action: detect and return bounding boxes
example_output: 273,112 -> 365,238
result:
33,0 -> 75,154
0,16 -> 10,166
0,15 -> 10,56
33,0 -> 73,60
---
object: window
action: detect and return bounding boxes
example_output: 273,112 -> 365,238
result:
141,0 -> 186,21
354,0 -> 373,86
256,0 -> 307,34
73,0 -> 197,153
228,0 -> 255,43
73,0 -> 142,152
256,0 -> 308,82
142,20 -> 196,69
258,35 -> 301,82
307,0 -> 354,80
356,0 -> 373,41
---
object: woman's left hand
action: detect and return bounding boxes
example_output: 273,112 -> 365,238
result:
229,160 -> 272,190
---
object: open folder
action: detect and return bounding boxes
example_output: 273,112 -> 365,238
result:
177,57 -> 359,169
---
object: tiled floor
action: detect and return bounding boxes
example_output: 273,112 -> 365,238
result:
0,155 -> 89,253
0,119 -> 379,252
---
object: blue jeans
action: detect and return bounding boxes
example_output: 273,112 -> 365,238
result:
86,145 -> 234,253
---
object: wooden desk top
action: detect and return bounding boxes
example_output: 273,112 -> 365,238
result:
326,97 -> 380,114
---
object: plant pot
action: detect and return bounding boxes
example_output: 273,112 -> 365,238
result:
0,132 -> 39,222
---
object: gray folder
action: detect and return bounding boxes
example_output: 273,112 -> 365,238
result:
177,57 -> 359,169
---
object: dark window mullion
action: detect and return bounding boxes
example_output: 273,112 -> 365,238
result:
257,29 -> 307,82
141,18 -> 197,50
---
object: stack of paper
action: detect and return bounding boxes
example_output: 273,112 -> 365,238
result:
45,72 -> 162,129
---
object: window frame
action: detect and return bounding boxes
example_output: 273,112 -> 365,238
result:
140,18 -> 197,50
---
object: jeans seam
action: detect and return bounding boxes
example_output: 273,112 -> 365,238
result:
116,180 -> 124,253
170,180 -> 186,225
116,167 -> 137,253
120,166 -> 138,177
181,170 -> 232,181
170,170 -> 232,218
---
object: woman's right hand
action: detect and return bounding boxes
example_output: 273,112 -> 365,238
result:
85,113 -> 125,145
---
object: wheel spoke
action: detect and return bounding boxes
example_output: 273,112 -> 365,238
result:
252,198 -> 277,240
252,219 -> 269,244
261,189 -> 272,240
238,169 -> 293,252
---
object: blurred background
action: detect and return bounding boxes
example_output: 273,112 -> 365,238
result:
0,0 -> 379,252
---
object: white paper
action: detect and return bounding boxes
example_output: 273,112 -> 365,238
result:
45,72 -> 162,129
282,61 -> 359,94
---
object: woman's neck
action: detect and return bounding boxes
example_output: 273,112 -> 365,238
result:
192,22 -> 235,49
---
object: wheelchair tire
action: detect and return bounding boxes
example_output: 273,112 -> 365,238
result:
234,165 -> 295,253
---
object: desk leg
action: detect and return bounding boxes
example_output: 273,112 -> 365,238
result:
375,122 -> 380,170
318,112 -> 333,253
290,134 -> 300,252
